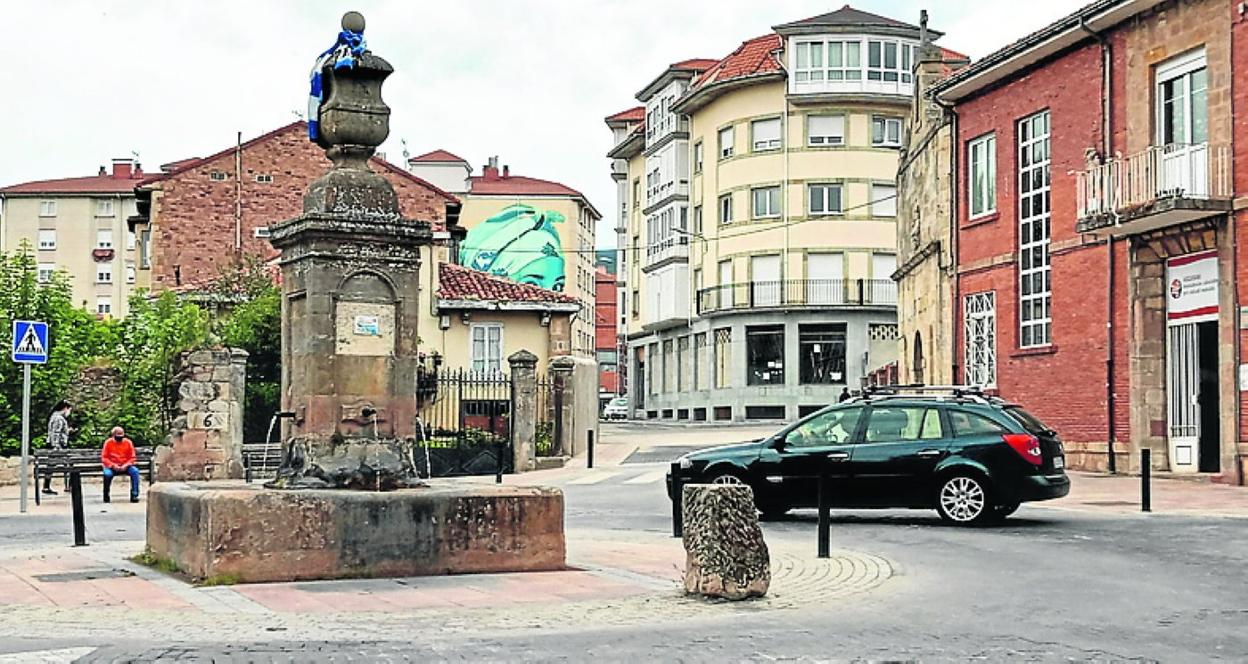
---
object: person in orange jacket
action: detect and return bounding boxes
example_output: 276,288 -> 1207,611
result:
101,426 -> 140,503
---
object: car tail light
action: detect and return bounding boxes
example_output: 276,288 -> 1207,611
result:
1003,433 -> 1043,466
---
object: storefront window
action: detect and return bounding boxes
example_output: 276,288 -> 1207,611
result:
746,325 -> 785,386
799,324 -> 846,384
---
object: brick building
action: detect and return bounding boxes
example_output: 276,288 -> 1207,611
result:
595,265 -> 621,404
131,122 -> 457,291
927,0 -> 1246,483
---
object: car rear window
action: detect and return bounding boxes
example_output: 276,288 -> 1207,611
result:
949,409 -> 1008,437
1004,406 -> 1053,436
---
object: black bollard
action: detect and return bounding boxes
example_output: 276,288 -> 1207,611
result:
69,471 -> 87,547
587,430 -> 595,469
495,440 -> 505,484
245,461 -> 253,484
817,467 -> 830,558
1141,448 -> 1151,513
670,462 -> 683,538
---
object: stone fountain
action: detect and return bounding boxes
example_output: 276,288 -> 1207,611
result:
144,13 -> 565,583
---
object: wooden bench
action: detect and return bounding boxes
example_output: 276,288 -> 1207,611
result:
32,448 -> 154,506
240,442 -> 284,480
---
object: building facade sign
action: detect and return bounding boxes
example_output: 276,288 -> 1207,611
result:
1166,250 -> 1218,324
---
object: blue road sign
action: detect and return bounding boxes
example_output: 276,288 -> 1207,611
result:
12,320 -> 49,364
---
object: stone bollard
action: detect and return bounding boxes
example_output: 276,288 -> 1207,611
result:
681,483 -> 770,600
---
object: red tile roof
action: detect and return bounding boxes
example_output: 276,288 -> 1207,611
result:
409,149 -> 468,164
671,58 -> 720,71
438,263 -> 580,305
0,170 -> 147,195
604,107 -> 645,123
689,34 -> 784,92
469,167 -> 585,199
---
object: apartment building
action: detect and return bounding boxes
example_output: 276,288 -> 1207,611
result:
608,7 -> 952,421
925,0 -> 1247,482
0,159 -> 145,317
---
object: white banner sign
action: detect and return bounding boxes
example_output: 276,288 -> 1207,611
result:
1167,250 -> 1219,323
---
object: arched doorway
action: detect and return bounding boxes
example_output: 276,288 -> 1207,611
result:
912,332 -> 925,385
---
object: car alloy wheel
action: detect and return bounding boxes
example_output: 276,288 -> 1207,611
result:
938,475 -> 988,524
711,474 -> 744,486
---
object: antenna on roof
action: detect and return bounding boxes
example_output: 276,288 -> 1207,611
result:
401,139 -> 410,163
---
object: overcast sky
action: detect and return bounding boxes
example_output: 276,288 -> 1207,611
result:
3,1 -> 1088,247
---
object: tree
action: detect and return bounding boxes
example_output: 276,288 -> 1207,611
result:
212,256 -> 281,443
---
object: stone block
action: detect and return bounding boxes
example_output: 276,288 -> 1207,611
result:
681,484 -> 769,600
146,481 -> 566,582
178,381 -> 216,401
207,400 -> 230,413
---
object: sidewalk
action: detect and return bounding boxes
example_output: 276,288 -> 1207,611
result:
1047,471 -> 1248,518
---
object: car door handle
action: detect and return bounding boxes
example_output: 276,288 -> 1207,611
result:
916,449 -> 945,458
826,452 -> 851,462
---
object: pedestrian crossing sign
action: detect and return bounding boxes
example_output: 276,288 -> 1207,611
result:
12,320 -> 48,364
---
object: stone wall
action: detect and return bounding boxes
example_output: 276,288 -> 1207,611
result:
549,355 -> 599,459
153,348 -> 248,481
0,456 -> 26,487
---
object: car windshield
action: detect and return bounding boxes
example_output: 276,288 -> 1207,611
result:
609,398 -> 627,407
1004,406 -> 1054,436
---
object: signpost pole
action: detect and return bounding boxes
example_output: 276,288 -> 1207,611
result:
19,364 -> 31,514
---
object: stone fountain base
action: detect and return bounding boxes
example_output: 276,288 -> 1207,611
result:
145,481 -> 565,583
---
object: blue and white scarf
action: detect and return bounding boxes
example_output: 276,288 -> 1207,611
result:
307,28 -> 367,141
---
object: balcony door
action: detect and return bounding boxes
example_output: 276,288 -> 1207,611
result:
751,255 -> 781,306
1156,49 -> 1208,198
807,252 -> 843,305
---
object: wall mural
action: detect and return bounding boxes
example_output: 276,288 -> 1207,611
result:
459,204 -> 566,291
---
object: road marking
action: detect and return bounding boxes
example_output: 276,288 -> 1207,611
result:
566,472 -> 618,485
0,648 -> 96,663
623,471 -> 666,485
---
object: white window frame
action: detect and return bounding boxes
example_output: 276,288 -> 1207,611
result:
1155,48 -> 1207,146
751,117 -> 782,152
126,229 -> 136,250
39,201 -> 57,217
719,193 -> 734,224
807,115 -> 845,146
96,229 -> 113,249
969,133 -> 997,218
253,227 -> 272,238
1018,110 -> 1052,348
96,263 -> 113,284
752,186 -> 781,219
255,174 -> 274,184
964,292 -> 997,387
470,323 -> 504,374
95,199 -> 114,217
37,229 -> 56,250
125,263 -> 136,284
718,126 -> 735,159
37,263 -> 56,284
808,183 -> 843,216
872,116 -> 903,147
96,297 -> 112,315
871,183 -> 897,217
209,171 -> 227,181
693,141 -> 704,173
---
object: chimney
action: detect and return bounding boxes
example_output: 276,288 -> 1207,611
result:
483,155 -> 500,179
98,166 -> 106,176
502,165 -> 509,178
111,158 -> 134,179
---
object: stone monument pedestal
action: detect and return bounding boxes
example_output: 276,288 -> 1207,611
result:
146,481 -> 566,582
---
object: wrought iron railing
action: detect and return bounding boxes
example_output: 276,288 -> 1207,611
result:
1076,143 -> 1231,220
697,278 -> 897,315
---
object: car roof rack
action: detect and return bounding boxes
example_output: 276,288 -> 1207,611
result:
861,384 -> 992,403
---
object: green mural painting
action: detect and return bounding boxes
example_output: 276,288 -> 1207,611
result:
459,204 -> 566,291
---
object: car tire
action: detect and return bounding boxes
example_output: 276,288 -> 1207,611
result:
935,473 -> 993,526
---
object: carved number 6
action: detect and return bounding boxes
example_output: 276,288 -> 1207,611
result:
203,414 -> 215,428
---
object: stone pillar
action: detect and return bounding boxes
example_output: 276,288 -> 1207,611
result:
549,356 -> 576,457
154,348 -> 248,482
508,350 -> 539,472
682,484 -> 770,600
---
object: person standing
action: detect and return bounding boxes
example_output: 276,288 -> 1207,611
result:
838,387 -> 851,403
42,401 -> 72,495
101,427 -> 140,503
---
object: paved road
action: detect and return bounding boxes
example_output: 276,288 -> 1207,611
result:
3,449 -> 1247,661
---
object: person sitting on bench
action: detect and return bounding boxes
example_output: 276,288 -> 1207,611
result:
101,427 -> 140,503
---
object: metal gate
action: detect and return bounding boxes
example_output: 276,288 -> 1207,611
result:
1167,323 -> 1199,471
415,369 -> 514,477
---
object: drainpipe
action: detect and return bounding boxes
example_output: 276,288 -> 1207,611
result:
935,96 -> 959,384
1081,17 -> 1117,474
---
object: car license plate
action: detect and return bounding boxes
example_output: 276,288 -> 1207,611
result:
1053,457 -> 1065,469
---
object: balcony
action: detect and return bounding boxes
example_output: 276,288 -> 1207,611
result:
697,279 -> 897,316
642,236 -> 689,271
1076,143 -> 1233,235
644,180 -> 689,212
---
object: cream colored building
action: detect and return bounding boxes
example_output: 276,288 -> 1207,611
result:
0,159 -> 144,317
608,7 -> 949,421
411,155 -> 600,359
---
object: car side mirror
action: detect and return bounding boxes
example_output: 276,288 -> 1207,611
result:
771,437 -> 787,452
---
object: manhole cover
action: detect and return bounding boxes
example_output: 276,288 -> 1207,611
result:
34,569 -> 135,583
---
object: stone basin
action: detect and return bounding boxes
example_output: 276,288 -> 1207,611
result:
146,480 -> 565,583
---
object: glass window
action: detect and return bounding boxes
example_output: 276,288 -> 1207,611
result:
872,183 -> 897,217
718,126 -> 735,159
752,186 -> 781,218
964,292 -> 997,387
96,229 -> 113,249
751,117 -> 782,151
808,184 -> 843,215
746,325 -> 784,386
864,406 -> 944,443
1157,50 -> 1207,145
950,410 -> 1008,437
96,297 -> 112,315
37,263 -> 55,284
470,324 -> 503,374
125,263 -> 136,284
1018,110 -> 1052,347
662,339 -> 674,393
39,201 -> 57,217
1004,406 -> 1055,436
38,229 -> 56,250
799,324 -> 846,384
694,332 -> 708,390
969,134 -> 997,217
95,199 -> 114,217
785,407 -> 863,447
96,264 -> 112,283
719,193 -> 734,224
808,115 -> 845,146
713,327 -> 732,389
139,230 -> 151,268
872,117 -> 902,147
693,205 -> 703,235
693,142 -> 703,173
